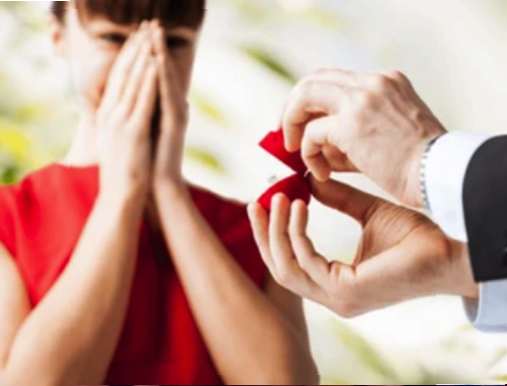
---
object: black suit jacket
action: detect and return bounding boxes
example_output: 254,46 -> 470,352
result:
463,135 -> 507,281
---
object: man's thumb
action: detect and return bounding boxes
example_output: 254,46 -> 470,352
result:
309,176 -> 381,224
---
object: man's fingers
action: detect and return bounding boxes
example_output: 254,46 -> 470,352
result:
247,202 -> 276,273
301,115 -> 343,182
268,194 -> 318,290
269,194 -> 297,271
288,200 -> 332,284
249,200 -> 320,298
282,67 -> 377,152
282,81 -> 347,152
310,177 -> 382,225
321,144 -> 358,172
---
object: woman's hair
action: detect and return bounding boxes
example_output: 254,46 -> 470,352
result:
51,0 -> 206,28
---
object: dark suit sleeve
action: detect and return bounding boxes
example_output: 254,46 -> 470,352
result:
463,135 -> 507,281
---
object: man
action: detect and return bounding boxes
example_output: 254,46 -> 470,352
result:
248,68 -> 506,332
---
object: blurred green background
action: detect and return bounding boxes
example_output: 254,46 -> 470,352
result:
2,0 -> 507,384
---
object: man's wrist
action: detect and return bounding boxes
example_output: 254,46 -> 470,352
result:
419,135 -> 445,211
403,133 -> 446,209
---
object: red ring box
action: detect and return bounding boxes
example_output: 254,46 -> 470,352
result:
257,128 -> 311,212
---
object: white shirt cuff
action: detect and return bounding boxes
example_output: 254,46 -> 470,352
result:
463,280 -> 507,332
425,132 -> 507,331
425,131 -> 492,242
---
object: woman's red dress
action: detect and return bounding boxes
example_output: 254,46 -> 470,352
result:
0,163 -> 268,385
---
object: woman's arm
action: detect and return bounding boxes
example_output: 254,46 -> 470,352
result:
0,195 -> 143,386
0,22 -> 160,386
0,243 -> 30,371
155,185 -> 319,385
147,18 -> 318,383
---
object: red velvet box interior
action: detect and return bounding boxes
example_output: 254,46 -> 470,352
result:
257,129 -> 311,212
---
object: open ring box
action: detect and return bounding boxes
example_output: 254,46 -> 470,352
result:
257,128 -> 311,212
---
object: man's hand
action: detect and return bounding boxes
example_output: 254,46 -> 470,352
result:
282,68 -> 446,207
248,177 -> 478,317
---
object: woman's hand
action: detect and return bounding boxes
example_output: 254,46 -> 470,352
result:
95,21 -> 159,204
149,21 -> 190,196
248,177 -> 478,318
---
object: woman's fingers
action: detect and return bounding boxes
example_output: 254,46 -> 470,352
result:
101,22 -> 148,114
152,21 -> 186,125
121,36 -> 153,114
131,59 -> 158,138
153,22 -> 173,101
288,200 -> 332,285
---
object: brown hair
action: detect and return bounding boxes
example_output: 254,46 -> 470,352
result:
51,0 -> 206,28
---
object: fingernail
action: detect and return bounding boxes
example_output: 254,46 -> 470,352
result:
293,199 -> 304,208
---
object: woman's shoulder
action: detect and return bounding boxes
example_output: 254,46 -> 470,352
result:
189,184 -> 267,285
0,163 -> 98,256
0,163 -> 58,225
0,163 -> 85,203
0,162 -> 97,226
0,165 -> 46,214
190,184 -> 249,228
189,184 -> 258,246
0,172 -> 25,255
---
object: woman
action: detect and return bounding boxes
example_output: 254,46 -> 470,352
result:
0,1 -> 318,385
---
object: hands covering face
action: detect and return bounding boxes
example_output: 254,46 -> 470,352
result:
94,19 -> 190,208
